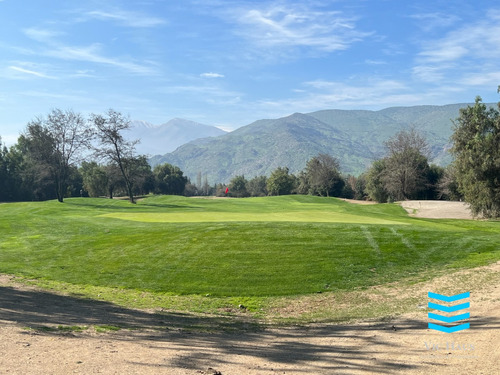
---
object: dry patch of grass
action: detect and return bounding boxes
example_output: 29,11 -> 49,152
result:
264,261 -> 500,324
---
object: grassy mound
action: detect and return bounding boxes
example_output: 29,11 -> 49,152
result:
1,195 -> 499,297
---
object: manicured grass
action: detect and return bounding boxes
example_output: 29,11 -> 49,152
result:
0,195 -> 499,299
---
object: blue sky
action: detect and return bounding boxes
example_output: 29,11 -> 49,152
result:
1,0 -> 500,144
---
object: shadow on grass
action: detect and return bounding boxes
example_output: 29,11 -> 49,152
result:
1,285 -> 497,374
65,199 -> 203,212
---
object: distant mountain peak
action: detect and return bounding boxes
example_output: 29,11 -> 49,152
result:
130,120 -> 156,129
127,118 -> 227,156
163,118 -> 214,129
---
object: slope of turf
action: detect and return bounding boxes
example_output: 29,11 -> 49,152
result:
0,195 -> 499,296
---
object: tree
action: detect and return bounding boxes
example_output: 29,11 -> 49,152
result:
247,175 -> 268,197
303,154 -> 344,197
437,165 -> 462,201
365,159 -> 389,203
347,174 -> 367,200
153,163 -> 187,195
425,164 -> 445,200
2,141 -> 31,201
131,156 -> 154,196
103,163 -> 124,199
21,109 -> 89,202
451,95 -> 500,218
47,109 -> 89,202
91,109 -> 139,203
17,122 -> 58,201
267,167 -> 296,196
202,175 -> 211,196
382,128 -> 430,201
80,161 -> 108,197
228,175 -> 249,197
0,138 -> 9,201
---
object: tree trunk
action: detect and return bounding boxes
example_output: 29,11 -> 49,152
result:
126,181 -> 135,204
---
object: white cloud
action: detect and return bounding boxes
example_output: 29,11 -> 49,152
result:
247,79 -> 417,117
23,28 -> 62,43
417,11 -> 500,63
200,72 -> 225,78
462,71 -> 500,86
22,27 -> 157,75
8,65 -> 55,79
411,65 -> 446,82
419,44 -> 468,63
365,59 -> 387,65
410,13 -> 460,32
20,90 -> 87,102
47,44 -> 156,75
413,9 -> 500,88
84,9 -> 166,28
225,3 -> 371,54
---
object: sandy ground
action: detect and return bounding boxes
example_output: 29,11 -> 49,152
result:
399,200 -> 474,220
1,259 -> 500,375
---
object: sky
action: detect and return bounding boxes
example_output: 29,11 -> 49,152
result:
1,0 -> 500,145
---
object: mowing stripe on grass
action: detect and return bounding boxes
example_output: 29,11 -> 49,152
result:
389,227 -> 415,250
360,226 -> 380,255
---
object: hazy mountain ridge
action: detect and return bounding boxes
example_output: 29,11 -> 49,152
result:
149,103 -> 492,184
128,118 -> 227,156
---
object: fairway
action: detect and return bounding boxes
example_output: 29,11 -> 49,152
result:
0,195 -> 499,297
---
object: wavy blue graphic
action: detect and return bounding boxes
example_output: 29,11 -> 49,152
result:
428,323 -> 470,333
428,302 -> 470,313
428,292 -> 470,302
427,292 -> 470,333
428,312 -> 470,323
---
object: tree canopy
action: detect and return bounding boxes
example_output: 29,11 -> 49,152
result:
267,167 -> 296,196
451,95 -> 500,218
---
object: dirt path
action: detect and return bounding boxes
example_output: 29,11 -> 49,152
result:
1,261 -> 499,375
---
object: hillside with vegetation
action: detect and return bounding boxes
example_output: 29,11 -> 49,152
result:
151,103 -> 481,183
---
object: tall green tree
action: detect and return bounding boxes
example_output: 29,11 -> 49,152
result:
131,156 -> 155,196
451,95 -> 500,218
80,161 -> 108,197
365,159 -> 389,203
228,175 -> 249,197
247,175 -> 268,197
153,163 -> 187,195
267,167 -> 296,196
17,122 -> 58,201
303,154 -> 344,197
3,142 -> 31,201
0,138 -> 7,200
0,138 -> 13,201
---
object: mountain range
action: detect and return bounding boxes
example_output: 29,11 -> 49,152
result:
147,103 -> 486,184
128,118 -> 227,156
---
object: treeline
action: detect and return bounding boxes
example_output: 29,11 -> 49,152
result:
1,94 -> 499,218
0,109 -> 188,203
